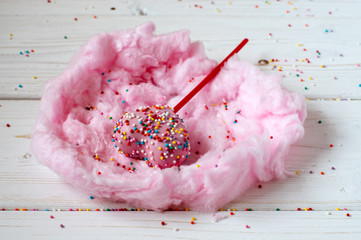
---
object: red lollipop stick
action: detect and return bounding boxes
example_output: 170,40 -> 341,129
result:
173,38 -> 249,113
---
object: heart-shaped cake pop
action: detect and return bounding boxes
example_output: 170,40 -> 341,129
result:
112,105 -> 191,168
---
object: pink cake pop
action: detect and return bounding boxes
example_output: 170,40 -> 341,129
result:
113,39 -> 249,169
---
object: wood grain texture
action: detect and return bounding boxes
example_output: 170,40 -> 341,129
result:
0,211 -> 360,240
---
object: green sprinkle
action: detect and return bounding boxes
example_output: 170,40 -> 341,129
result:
276,208 -> 280,211
318,120 -> 322,124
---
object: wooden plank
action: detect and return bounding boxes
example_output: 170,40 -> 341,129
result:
0,211 -> 360,240
0,11 -> 361,99
2,0 -> 361,17
0,99 -> 360,210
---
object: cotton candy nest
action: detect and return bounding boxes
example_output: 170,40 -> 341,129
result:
31,22 -> 306,212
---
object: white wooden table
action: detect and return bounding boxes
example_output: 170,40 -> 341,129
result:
1,0 -> 361,239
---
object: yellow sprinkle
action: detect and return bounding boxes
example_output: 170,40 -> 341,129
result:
191,217 -> 196,221
232,208 -> 236,211
309,77 -> 312,80
78,209 -> 82,211
137,208 -> 141,211
160,157 -> 164,160
216,8 -> 221,13
123,132 -> 127,135
296,171 -> 299,174
321,65 -> 325,68
33,76 -> 37,79
196,164 -> 200,168
306,98 -> 310,101
9,33 -> 13,37
293,7 -> 296,10
166,137 -> 170,140
123,136 -> 126,140
301,59 -> 304,62
336,208 -> 340,211
158,147 -> 162,150
228,1 -> 232,4
185,208 -> 190,211
298,43 -> 302,47
220,208 -> 224,211
177,156 -> 180,159
110,158 -> 114,161
86,208 -> 90,211
305,208 -> 308,211
94,107 -> 97,110
173,141 -> 176,144
161,106 -> 164,109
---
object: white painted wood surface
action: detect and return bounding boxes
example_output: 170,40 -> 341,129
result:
1,0 -> 361,239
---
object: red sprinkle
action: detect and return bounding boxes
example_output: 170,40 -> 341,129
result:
329,144 -> 333,147
346,213 -> 350,217
161,221 -> 166,226
230,212 -> 234,215
6,124 -> 11,127
190,220 -> 195,224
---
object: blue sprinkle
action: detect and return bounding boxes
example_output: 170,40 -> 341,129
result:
325,29 -> 329,33
19,52 -> 23,55
179,146 -> 182,149
90,196 -> 94,200
137,142 -> 140,145
18,84 -> 23,88
233,120 -> 237,124
359,84 -> 361,87
25,50 -> 29,54
139,121 -> 142,124
141,141 -> 144,145
112,139 -> 115,142
149,136 -> 153,139
107,79 -> 111,82
184,144 -> 188,148
148,130 -> 151,133
133,127 -> 137,130
122,100 -> 125,104
165,143 -> 169,147
101,73 -> 105,75
155,130 -> 159,133
186,155 -> 189,158
144,157 -> 147,160
114,144 -> 117,147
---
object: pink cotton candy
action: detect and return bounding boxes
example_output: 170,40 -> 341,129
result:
31,22 -> 306,212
